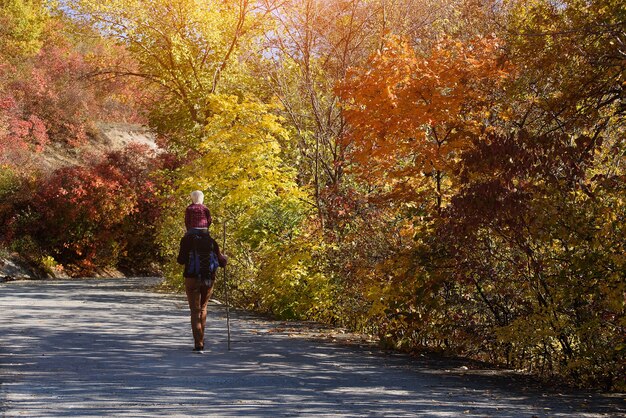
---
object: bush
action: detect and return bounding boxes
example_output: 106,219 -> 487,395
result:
6,145 -> 166,275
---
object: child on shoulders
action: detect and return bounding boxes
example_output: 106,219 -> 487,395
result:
185,190 -> 212,233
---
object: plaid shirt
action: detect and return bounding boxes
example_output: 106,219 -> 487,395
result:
185,204 -> 212,229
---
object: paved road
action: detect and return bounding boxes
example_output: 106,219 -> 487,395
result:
0,278 -> 624,417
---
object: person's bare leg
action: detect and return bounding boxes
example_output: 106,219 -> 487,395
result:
185,278 -> 203,350
198,284 -> 213,347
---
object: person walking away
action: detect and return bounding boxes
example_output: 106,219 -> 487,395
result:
185,190 -> 212,233
177,229 -> 227,352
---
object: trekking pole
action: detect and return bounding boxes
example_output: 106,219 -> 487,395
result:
223,220 -> 231,351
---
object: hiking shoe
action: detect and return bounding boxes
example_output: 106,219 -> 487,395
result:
192,347 -> 204,354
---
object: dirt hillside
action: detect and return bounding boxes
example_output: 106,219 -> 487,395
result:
38,122 -> 159,170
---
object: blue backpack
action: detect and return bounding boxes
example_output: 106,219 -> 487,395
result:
186,234 -> 219,286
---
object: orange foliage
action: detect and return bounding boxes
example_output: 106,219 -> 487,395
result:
337,36 -> 510,208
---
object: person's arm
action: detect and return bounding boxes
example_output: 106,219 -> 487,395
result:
213,240 -> 228,267
177,236 -> 188,265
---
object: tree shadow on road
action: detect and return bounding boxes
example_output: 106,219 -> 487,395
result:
1,279 -> 624,417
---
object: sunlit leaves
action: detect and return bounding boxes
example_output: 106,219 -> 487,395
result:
72,0 -> 269,148
0,0 -> 48,60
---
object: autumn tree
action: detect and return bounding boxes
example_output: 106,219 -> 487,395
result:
260,0 -> 498,226
259,0 -> 379,225
338,35 -> 509,212
334,0 -> 624,390
436,0 -> 626,387
70,0 -> 281,151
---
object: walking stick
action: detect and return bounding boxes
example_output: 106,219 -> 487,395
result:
223,220 -> 231,351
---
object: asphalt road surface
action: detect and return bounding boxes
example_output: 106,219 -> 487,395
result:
0,278 -> 624,417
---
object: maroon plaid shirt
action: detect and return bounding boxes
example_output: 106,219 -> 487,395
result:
185,204 -> 212,229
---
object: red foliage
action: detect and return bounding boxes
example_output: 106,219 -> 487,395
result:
0,80 -> 50,165
12,41 -> 98,147
9,145 -> 166,273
